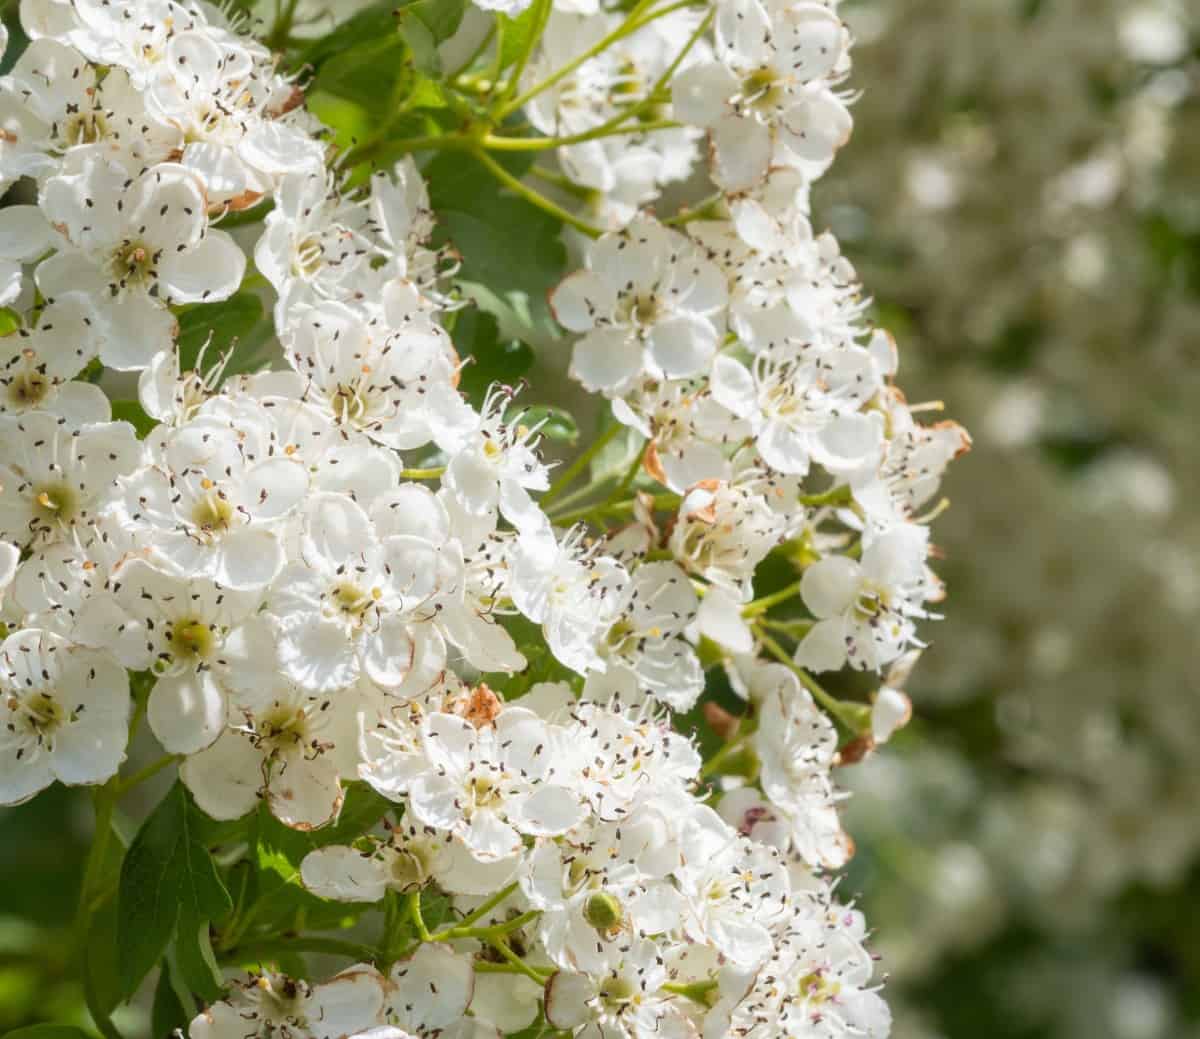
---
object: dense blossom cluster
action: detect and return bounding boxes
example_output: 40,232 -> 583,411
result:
0,0 -> 965,1036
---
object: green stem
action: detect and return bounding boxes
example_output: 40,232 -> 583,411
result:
487,937 -> 550,984
482,119 -> 682,151
755,627 -> 862,731
115,753 -> 180,796
741,582 -> 802,618
408,890 -> 432,942
440,909 -> 540,943
471,148 -> 605,238
431,882 -> 520,937
400,466 -> 447,480
662,978 -> 718,1004
542,423 -> 622,506
496,0 -> 700,119
550,492 -> 679,528
496,0 -> 553,111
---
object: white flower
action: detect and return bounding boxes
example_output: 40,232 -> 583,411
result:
585,561 -> 704,711
75,556 -> 274,754
0,410 -> 141,548
0,38 -> 180,185
708,890 -> 891,1039
408,707 -> 585,861
282,294 -> 470,452
189,963 -> 387,1039
554,217 -> 727,396
0,628 -> 128,805
267,492 -> 445,694
711,349 -> 885,477
180,679 -> 373,829
39,158 -> 246,369
673,0 -> 853,189
677,804 -> 791,969
443,388 -> 552,532
0,295 -> 110,424
669,480 -> 785,600
795,523 -> 938,673
142,26 -> 324,206
544,939 -> 692,1039
122,401 -> 309,590
511,527 -> 628,675
385,944 -> 475,1034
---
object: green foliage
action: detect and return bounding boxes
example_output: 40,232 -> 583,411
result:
175,292 -> 267,375
4,1028 -> 98,1039
452,308 -> 535,402
109,401 -> 157,439
116,783 -> 232,1001
397,0 -> 470,74
425,150 -> 567,341
515,404 -> 578,444
245,784 -> 391,933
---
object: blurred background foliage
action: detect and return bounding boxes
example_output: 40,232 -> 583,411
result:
1,0 -> 1199,1036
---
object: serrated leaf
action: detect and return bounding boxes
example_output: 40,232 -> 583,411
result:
117,783 -> 232,999
176,293 -> 264,373
453,308 -> 534,402
426,150 -> 566,341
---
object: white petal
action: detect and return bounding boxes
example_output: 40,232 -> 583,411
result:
710,115 -> 772,191
550,270 -> 614,332
569,328 -> 643,394
544,971 -> 593,1030
300,846 -> 388,903
697,586 -> 754,654
389,944 -> 475,1030
0,205 -> 56,261
310,964 -> 388,1039
214,527 -> 284,591
268,749 -> 344,831
799,555 -> 860,618
647,313 -> 717,379
303,493 -> 374,569
510,785 -> 584,837
671,62 -> 736,127
794,617 -> 848,673
179,729 -> 263,820
148,668 -> 227,755
157,231 -> 246,303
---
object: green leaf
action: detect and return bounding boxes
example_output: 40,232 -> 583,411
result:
4,1028 -> 97,1039
313,33 -> 412,120
0,306 -> 21,336
176,293 -> 265,373
299,3 -> 400,70
498,3 -> 544,70
83,897 -> 123,1019
249,784 -> 391,929
151,957 -> 191,1039
116,783 -> 233,1000
173,916 -> 224,1003
397,0 -> 468,74
426,150 -> 566,341
452,308 -> 534,402
110,399 -> 157,439
515,404 -> 578,444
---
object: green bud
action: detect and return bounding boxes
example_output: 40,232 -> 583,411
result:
583,891 -> 623,933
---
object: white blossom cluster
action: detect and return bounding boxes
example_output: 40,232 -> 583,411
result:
0,1 -> 965,1037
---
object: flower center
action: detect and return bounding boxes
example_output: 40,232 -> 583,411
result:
598,975 -> 635,1006
293,234 -> 325,278
331,384 -> 369,424
8,368 -> 51,408
469,775 -> 504,809
258,703 -> 311,751
8,690 -> 65,740
109,240 -> 156,291
797,969 -> 840,1006
33,482 -> 78,526
192,486 -> 234,533
333,581 -> 379,619
168,619 -> 215,662
63,109 -> 110,147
